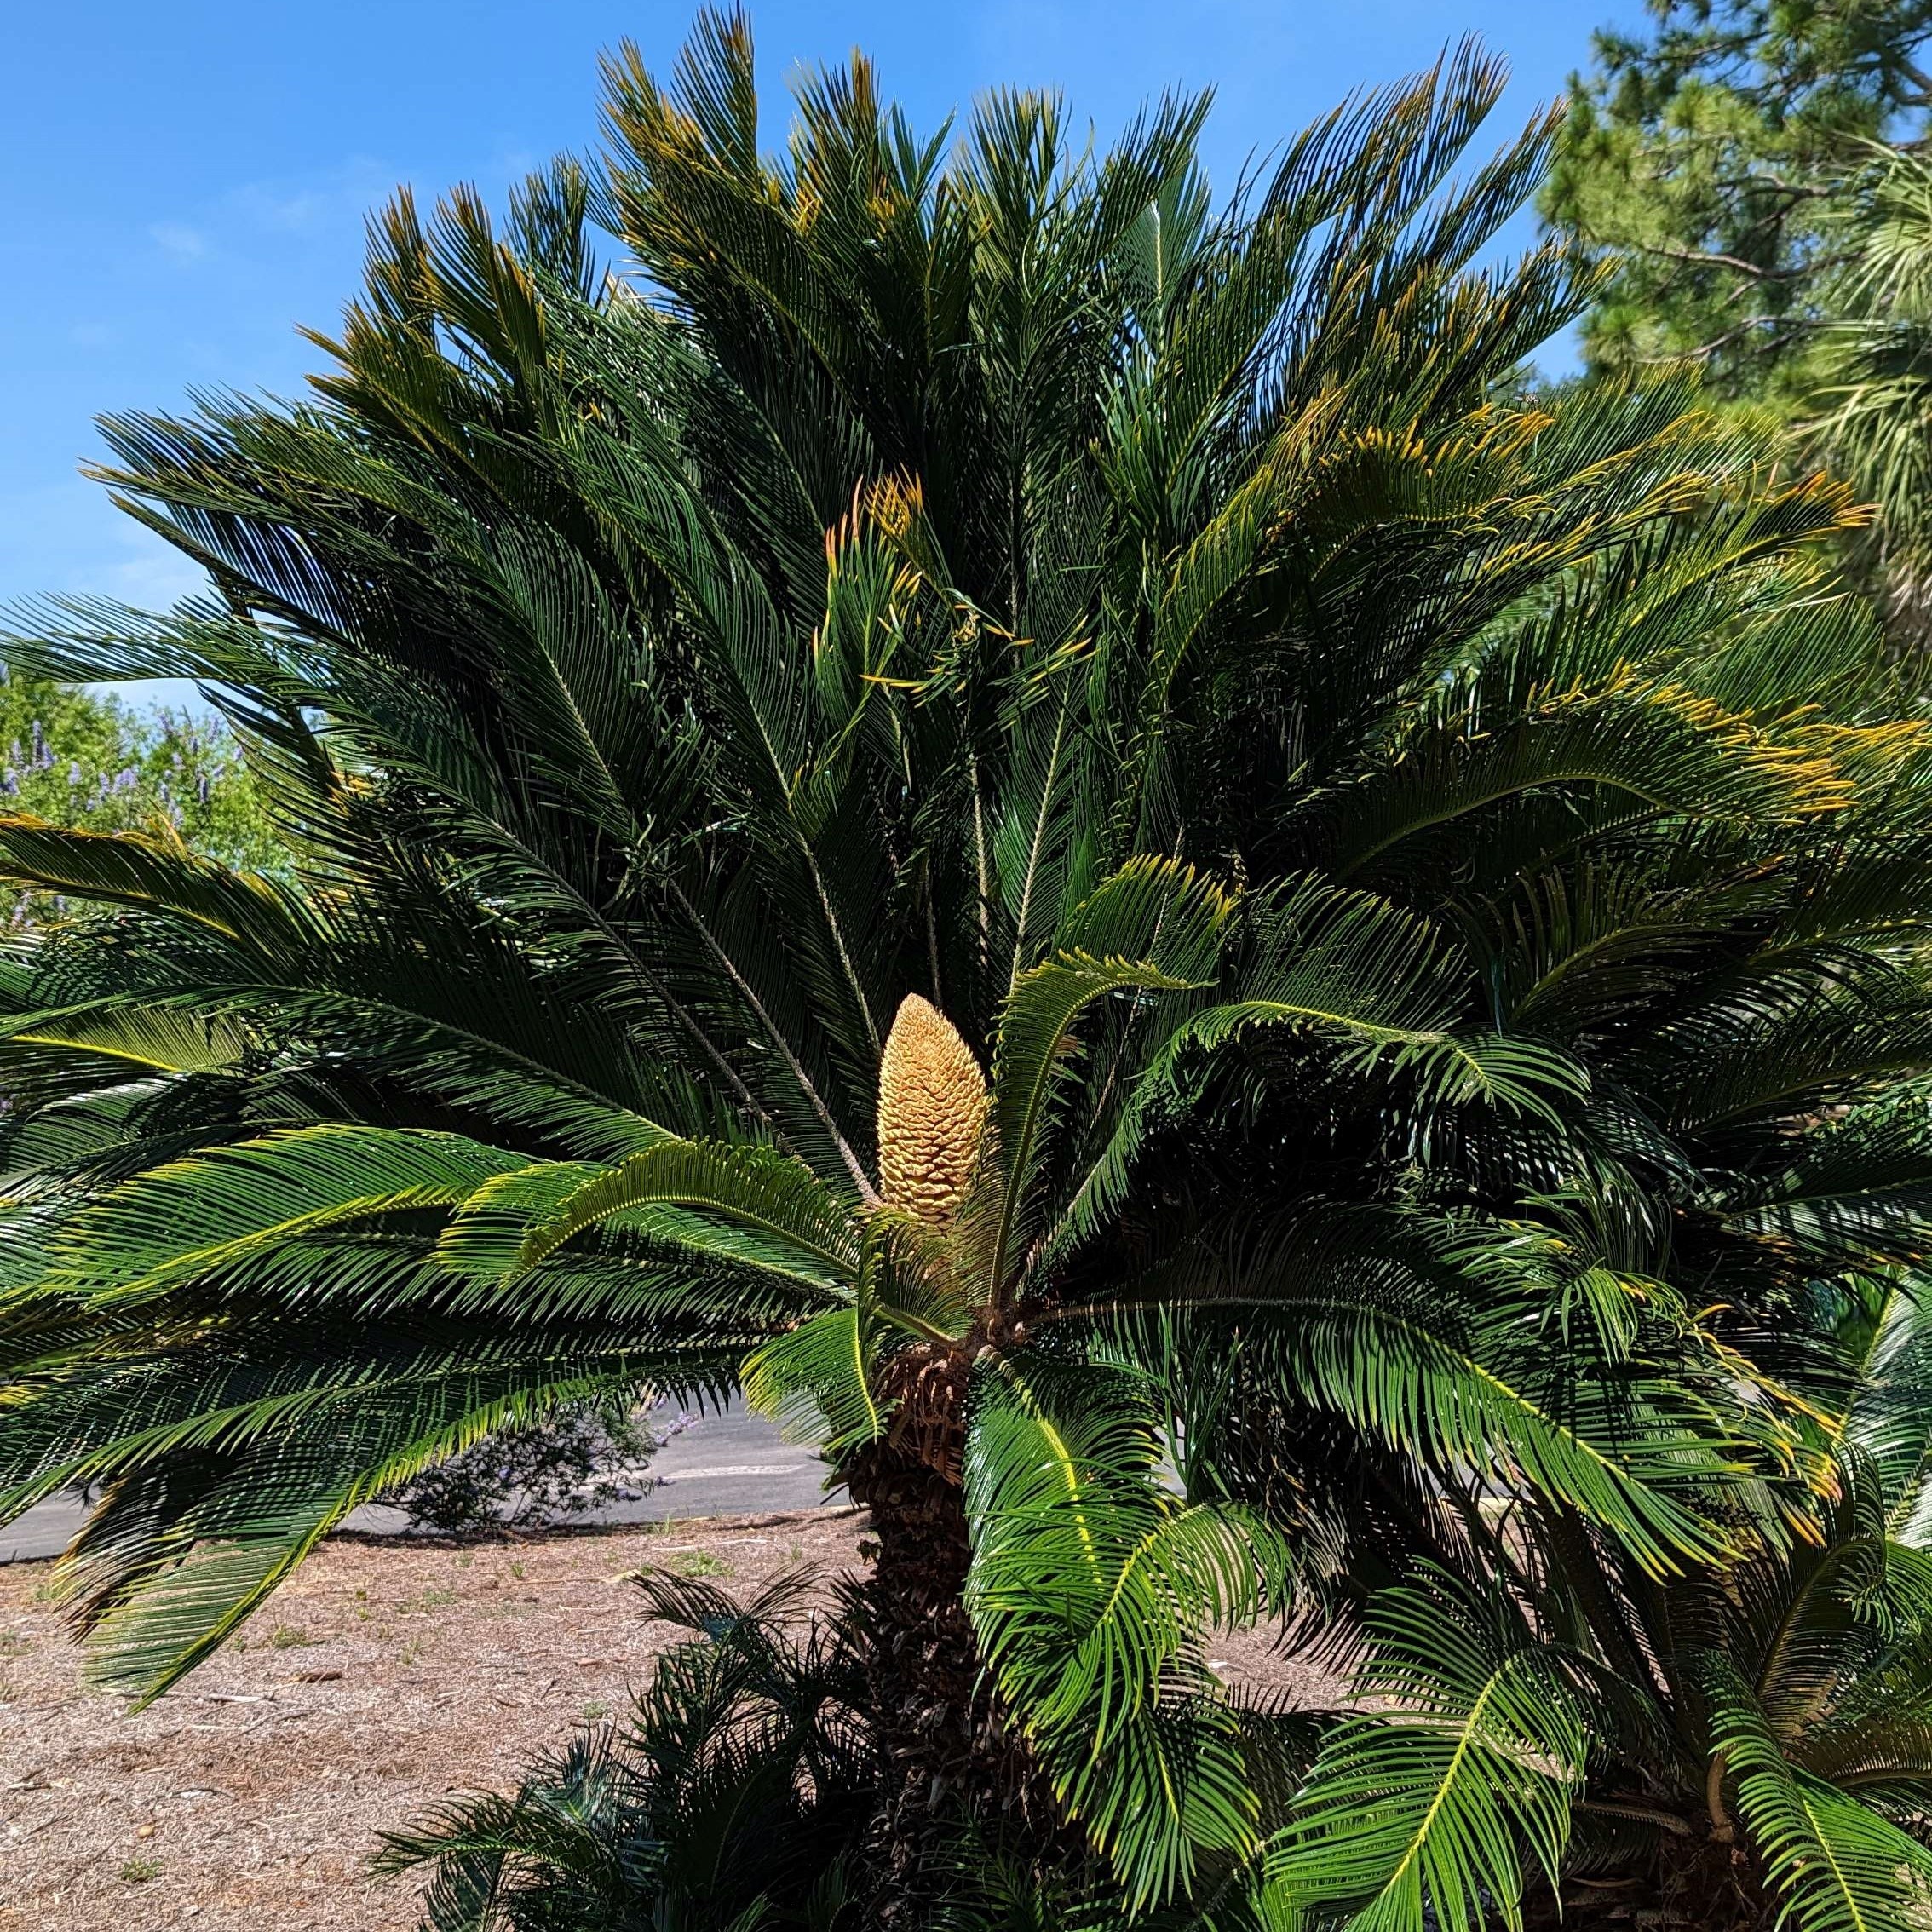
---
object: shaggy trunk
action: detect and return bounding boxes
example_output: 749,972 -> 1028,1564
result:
842,1350 -> 1069,1903
1529,1816 -> 1772,1929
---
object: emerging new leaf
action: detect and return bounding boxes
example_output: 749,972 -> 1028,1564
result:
877,994 -> 988,1227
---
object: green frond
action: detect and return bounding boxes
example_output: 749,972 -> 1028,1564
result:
1266,1574 -> 1584,1932
476,1140 -> 861,1289
1159,1214 -> 1741,1575
985,858 -> 1232,1296
33,1125 -> 528,1308
1706,1654 -> 1932,1932
963,1352 -> 1289,1908
742,1306 -> 882,1454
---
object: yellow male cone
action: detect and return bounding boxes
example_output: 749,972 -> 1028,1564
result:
876,994 -> 988,1227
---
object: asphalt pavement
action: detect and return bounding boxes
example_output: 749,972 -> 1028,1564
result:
0,1397 -> 840,1565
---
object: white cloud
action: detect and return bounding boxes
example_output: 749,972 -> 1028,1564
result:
228,157 -> 394,235
148,221 -> 210,261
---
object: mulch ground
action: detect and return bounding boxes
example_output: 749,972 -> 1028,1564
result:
0,1508 -> 1337,1931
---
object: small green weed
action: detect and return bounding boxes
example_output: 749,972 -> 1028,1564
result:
120,1858 -> 163,1884
666,1550 -> 733,1578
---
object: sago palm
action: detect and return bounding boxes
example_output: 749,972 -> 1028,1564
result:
1576,1293 -> 1932,1932
379,1566 -> 882,1929
1274,1279 -> 1932,1932
6,14 -> 1932,1924
1778,141 -> 1932,646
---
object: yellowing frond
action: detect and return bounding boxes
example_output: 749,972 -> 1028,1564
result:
877,994 -> 988,1227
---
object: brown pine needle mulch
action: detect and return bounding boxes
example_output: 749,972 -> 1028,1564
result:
0,1509 -> 1336,1932
0,1511 -> 868,1932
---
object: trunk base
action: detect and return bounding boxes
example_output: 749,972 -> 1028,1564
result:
844,1385 -> 1074,1914
1528,1830 -> 1773,1930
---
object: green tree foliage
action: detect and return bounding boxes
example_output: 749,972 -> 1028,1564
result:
0,675 -> 273,923
1544,0 -> 1932,402
5,14 -> 1932,1927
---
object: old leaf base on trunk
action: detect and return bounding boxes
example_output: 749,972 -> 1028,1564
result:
842,1356 -> 1078,1912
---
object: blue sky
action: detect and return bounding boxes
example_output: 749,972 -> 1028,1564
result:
2,1 -> 1642,619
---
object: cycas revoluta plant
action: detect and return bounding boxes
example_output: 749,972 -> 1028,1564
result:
1275,1279 -> 1932,1932
6,13 -> 1932,1926
1544,1278 -> 1932,1930
379,1567 -> 881,1929
1810,142 -> 1932,641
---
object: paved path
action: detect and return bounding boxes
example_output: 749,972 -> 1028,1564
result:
0,1398 -> 838,1564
